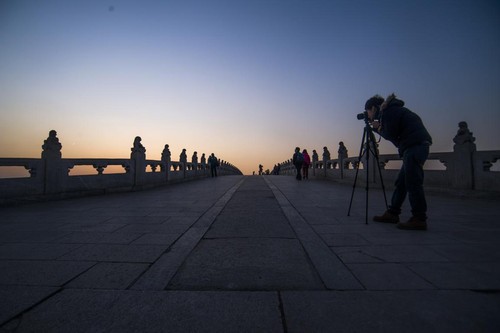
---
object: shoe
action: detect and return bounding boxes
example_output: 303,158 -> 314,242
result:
373,210 -> 399,224
397,216 -> 427,230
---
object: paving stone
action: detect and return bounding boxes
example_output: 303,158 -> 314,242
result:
0,285 -> 59,325
169,238 -> 324,290
0,230 -> 71,243
347,263 -> 436,290
319,233 -> 370,247
58,244 -> 167,262
0,260 -> 95,286
13,290 -> 283,332
66,262 -> 149,289
52,231 -> 143,244
0,243 -> 81,260
117,223 -> 189,234
131,233 -> 179,245
57,223 -> 127,233
104,216 -> 170,224
205,214 -> 295,238
333,245 -> 449,263
282,290 -> 500,332
407,262 -> 500,290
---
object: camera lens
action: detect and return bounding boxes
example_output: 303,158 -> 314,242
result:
356,112 -> 366,120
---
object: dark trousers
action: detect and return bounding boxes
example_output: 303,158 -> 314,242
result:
389,143 -> 429,219
210,166 -> 217,177
295,164 -> 302,180
302,165 -> 309,179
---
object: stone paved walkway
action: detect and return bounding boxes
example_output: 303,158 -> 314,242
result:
1,175 -> 499,332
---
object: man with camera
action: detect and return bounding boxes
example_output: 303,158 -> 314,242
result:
364,93 -> 432,230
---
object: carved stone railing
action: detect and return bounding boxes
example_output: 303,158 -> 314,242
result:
275,128 -> 500,195
0,131 -> 242,205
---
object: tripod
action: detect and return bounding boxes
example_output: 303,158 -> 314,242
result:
347,120 -> 388,224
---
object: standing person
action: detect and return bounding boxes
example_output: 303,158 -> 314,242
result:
365,93 -> 432,230
292,147 -> 303,181
179,148 -> 187,170
208,153 -> 218,177
322,146 -> 331,169
312,149 -> 319,169
302,149 -> 311,180
200,153 -> 206,169
338,141 -> 348,160
338,141 -> 348,176
191,151 -> 198,170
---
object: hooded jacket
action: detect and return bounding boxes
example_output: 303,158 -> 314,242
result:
378,94 -> 432,155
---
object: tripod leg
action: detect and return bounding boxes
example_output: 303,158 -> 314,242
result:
347,128 -> 367,216
372,146 -> 389,210
364,135 -> 370,224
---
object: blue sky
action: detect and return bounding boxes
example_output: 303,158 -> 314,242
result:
1,0 -> 499,174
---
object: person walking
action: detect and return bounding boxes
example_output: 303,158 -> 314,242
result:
292,147 -> 303,181
365,93 -> 432,230
302,149 -> 311,180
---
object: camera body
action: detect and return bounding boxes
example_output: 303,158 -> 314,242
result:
356,111 -> 368,120
357,110 -> 380,122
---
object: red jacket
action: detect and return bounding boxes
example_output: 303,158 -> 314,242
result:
302,152 -> 311,166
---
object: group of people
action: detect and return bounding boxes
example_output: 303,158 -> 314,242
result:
177,148 -> 220,177
292,143 -> 348,181
291,93 -> 432,231
292,147 -> 312,181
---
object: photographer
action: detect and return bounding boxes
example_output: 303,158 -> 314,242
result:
365,94 -> 432,230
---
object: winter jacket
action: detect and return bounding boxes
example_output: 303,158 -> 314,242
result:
378,95 -> 432,155
292,152 -> 303,166
302,152 -> 311,166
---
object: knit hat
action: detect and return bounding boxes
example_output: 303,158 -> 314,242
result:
364,95 -> 384,110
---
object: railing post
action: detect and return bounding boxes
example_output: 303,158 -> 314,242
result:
41,130 -> 64,194
161,144 -> 171,183
131,136 -> 146,187
450,121 -> 476,190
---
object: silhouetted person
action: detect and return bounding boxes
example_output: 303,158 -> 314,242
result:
208,153 -> 218,177
338,141 -> 348,170
292,147 -> 303,181
367,93 -> 432,230
322,146 -> 331,169
338,141 -> 348,159
312,149 -> 319,168
302,149 -> 311,179
192,151 -> 198,170
179,148 -> 187,170
200,153 -> 206,169
161,144 -> 171,171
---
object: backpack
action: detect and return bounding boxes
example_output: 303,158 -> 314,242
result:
296,152 -> 304,164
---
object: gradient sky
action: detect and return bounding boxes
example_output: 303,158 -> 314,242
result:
1,0 -> 499,175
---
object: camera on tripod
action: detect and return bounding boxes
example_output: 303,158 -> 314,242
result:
348,105 -> 388,224
356,111 -> 368,120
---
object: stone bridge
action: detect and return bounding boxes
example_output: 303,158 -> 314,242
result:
1,174 -> 500,331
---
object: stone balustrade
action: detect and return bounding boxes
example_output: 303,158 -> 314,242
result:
275,122 -> 500,194
0,131 -> 242,205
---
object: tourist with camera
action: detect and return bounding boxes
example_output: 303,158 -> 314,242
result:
364,94 -> 432,230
